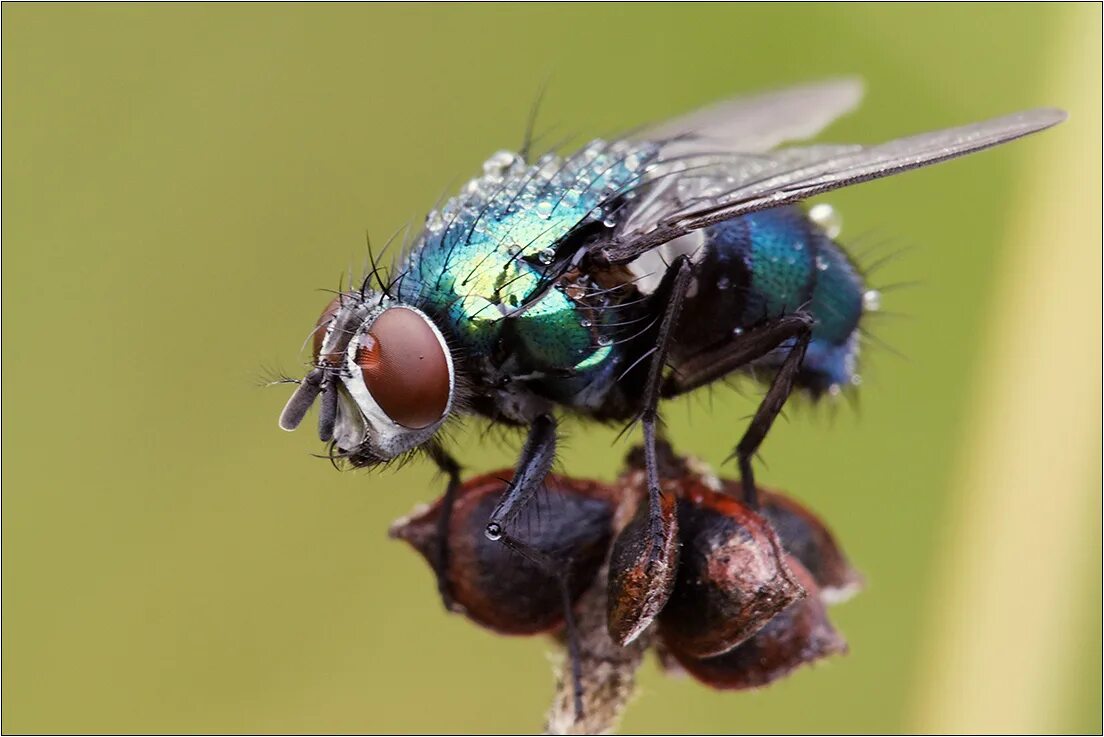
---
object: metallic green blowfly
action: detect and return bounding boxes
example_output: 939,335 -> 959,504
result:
276,78 -> 1064,709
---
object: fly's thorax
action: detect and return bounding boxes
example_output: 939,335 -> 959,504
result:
393,141 -> 663,374
280,293 -> 456,464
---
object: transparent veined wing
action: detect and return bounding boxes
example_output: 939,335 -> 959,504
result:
603,107 -> 1066,264
636,77 -> 864,155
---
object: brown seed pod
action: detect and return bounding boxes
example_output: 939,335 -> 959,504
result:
657,481 -> 804,659
390,470 -> 618,635
606,475 -> 680,647
751,486 -> 864,603
666,556 -> 847,690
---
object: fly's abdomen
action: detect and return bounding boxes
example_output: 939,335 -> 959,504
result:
736,207 -> 819,322
802,233 -> 866,393
672,205 -> 868,394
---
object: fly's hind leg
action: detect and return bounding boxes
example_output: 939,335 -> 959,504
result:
661,313 -> 814,507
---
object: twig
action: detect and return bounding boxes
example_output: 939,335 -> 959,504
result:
544,563 -> 653,735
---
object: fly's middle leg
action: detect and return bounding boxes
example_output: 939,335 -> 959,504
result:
637,255 -> 695,596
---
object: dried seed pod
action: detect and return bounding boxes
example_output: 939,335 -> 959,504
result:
390,470 -> 618,635
753,486 -> 863,603
606,477 -> 680,647
666,556 -> 847,690
658,481 -> 804,659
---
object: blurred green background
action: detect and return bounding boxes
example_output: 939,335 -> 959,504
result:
3,4 -> 1100,734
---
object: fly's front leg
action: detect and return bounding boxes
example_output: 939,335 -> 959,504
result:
426,443 -> 462,612
498,530 -> 585,721
661,312 -> 814,507
481,415 -> 588,718
484,414 -> 558,542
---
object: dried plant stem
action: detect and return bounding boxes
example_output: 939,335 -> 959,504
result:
544,565 -> 653,735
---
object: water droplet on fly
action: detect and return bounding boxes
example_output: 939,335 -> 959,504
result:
808,203 -> 843,239
733,327 -> 744,336
827,383 -> 842,397
580,318 -> 592,328
425,210 -> 445,234
507,244 -> 522,256
596,335 -> 612,347
850,374 -> 863,386
483,150 -> 518,178
816,254 -> 829,271
862,289 -> 882,312
538,247 -> 555,265
536,201 -> 554,219
603,216 -> 617,228
717,277 -> 731,290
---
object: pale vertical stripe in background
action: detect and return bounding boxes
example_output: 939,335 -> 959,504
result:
910,6 -> 1103,733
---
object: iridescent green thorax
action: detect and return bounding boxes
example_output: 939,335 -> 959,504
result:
397,142 -> 659,376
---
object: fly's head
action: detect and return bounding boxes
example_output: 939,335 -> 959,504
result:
279,292 -> 455,467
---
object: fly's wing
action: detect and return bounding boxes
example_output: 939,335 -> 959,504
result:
637,77 -> 864,156
413,80 -> 865,312
617,78 -> 863,244
603,108 -> 1067,264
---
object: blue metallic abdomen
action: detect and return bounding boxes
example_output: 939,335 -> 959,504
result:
670,206 -> 867,394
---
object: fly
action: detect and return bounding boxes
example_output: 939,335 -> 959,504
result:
275,78 -> 1064,711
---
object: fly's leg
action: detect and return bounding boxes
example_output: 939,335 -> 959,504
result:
661,313 -> 814,507
499,531 -> 584,721
659,313 -> 814,396
637,255 -> 694,599
482,415 -> 587,719
426,443 -> 462,612
731,329 -> 812,507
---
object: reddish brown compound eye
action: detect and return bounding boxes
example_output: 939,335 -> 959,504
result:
356,307 -> 451,429
312,296 -> 343,363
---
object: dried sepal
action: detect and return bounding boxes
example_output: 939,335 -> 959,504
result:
753,486 -> 864,603
666,556 -> 847,690
606,481 -> 680,646
390,470 -> 617,635
658,481 -> 804,659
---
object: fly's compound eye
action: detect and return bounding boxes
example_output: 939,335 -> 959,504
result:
356,307 -> 451,429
